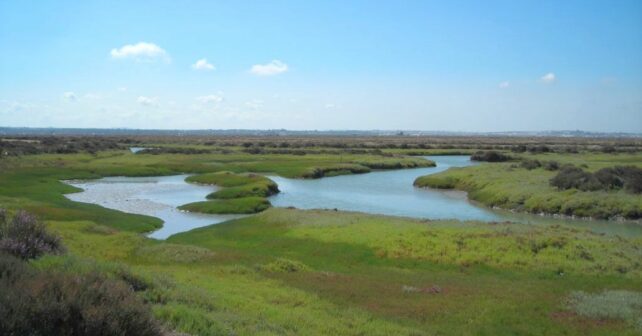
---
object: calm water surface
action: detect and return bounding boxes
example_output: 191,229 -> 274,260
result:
64,156 -> 642,238
270,156 -> 497,221
270,156 -> 642,237
65,174 -> 244,239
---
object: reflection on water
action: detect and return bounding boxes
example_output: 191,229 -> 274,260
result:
64,175 -> 244,239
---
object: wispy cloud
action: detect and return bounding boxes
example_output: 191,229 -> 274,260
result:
63,92 -> 77,102
192,58 -> 215,71
499,81 -> 510,88
84,93 -> 101,99
250,60 -> 288,76
111,42 -> 169,62
245,99 -> 263,109
196,93 -> 224,104
540,73 -> 556,84
137,96 -> 159,107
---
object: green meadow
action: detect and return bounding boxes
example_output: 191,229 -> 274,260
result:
1,145 -> 641,335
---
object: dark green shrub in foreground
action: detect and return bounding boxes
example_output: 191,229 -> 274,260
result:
0,257 -> 161,336
0,209 -> 64,260
470,151 -> 511,162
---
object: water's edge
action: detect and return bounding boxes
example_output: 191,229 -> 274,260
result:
62,156 -> 642,238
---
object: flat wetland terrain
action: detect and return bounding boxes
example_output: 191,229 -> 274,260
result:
1,135 -> 641,335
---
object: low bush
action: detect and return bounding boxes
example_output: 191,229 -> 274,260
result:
259,258 -> 310,273
470,151 -> 511,162
550,165 -> 642,194
0,261 -> 162,336
0,209 -> 64,260
543,160 -> 560,171
520,159 -> 541,170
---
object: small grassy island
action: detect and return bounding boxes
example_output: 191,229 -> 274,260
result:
180,171 -> 279,214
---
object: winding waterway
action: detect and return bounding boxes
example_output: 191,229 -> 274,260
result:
64,156 -> 642,239
65,175 -> 244,239
270,156 -> 497,221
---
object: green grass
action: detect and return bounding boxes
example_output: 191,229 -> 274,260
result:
183,171 -> 278,214
34,208 -> 641,335
567,290 -> 642,330
414,152 -> 642,219
186,171 -> 279,199
179,197 -> 271,214
1,148 -> 641,334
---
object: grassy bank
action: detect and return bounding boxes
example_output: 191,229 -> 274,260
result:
415,152 -> 642,220
178,197 -> 271,214
31,208 -> 641,335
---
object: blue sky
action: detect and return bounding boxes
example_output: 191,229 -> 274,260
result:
1,0 -> 641,131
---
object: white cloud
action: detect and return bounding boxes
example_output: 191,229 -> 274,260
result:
325,103 -> 336,109
117,87 -> 127,92
137,96 -> 158,107
540,73 -> 556,84
196,94 -> 224,104
250,60 -> 288,76
110,42 -> 169,62
63,92 -> 77,102
499,81 -> 510,88
192,58 -> 215,71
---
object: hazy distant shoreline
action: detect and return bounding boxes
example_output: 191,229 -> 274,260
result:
1,127 -> 640,138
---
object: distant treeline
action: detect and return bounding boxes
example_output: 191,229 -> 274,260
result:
2,135 -> 641,157
0,137 -> 136,156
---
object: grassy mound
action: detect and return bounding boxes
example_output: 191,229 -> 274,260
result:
186,171 -> 279,199
179,197 -> 271,214
184,172 -> 277,214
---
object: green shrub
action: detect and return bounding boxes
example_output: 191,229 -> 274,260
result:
259,258 -> 310,273
550,165 -> 642,193
0,209 -> 65,260
520,159 -> 541,170
543,160 -> 560,171
470,151 -> 511,162
0,263 -> 162,336
550,166 -> 598,191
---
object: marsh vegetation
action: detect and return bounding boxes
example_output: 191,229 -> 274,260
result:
0,135 -> 640,335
